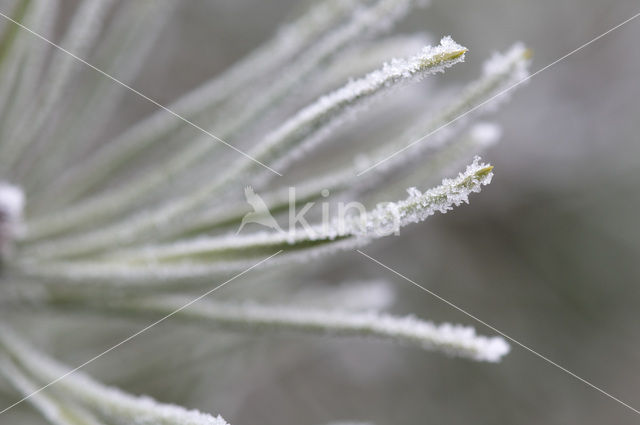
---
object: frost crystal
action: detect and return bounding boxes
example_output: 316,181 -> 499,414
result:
348,157 -> 493,238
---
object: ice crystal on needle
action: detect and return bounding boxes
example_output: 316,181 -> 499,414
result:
353,157 -> 493,237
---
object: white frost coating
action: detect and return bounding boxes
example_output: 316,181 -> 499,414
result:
348,156 -> 492,237
317,67 -> 521,206
0,359 -> 107,425
16,159 -> 492,286
310,33 -> 431,96
86,297 -> 509,362
109,157 -> 490,256
273,43 -> 527,200
161,123 -> 500,242
0,327 -> 230,425
352,43 -> 531,179
261,36 -> 468,170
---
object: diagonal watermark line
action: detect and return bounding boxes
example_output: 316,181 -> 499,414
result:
0,250 -> 283,415
356,10 -> 640,176
357,250 -> 640,416
0,10 -> 283,177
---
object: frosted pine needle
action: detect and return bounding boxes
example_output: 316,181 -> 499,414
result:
13,158 -> 493,286
261,36 -> 468,172
0,359 -> 108,425
53,296 -> 509,362
0,327 -> 230,425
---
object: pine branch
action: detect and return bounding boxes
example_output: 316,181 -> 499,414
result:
0,327 -> 230,425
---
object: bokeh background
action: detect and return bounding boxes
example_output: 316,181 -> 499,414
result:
3,0 -> 640,424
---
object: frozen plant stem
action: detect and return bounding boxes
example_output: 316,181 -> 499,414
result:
14,159 -> 493,286
245,36 -> 467,170
0,326 -> 230,425
37,295 -> 510,362
0,359 -> 108,425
